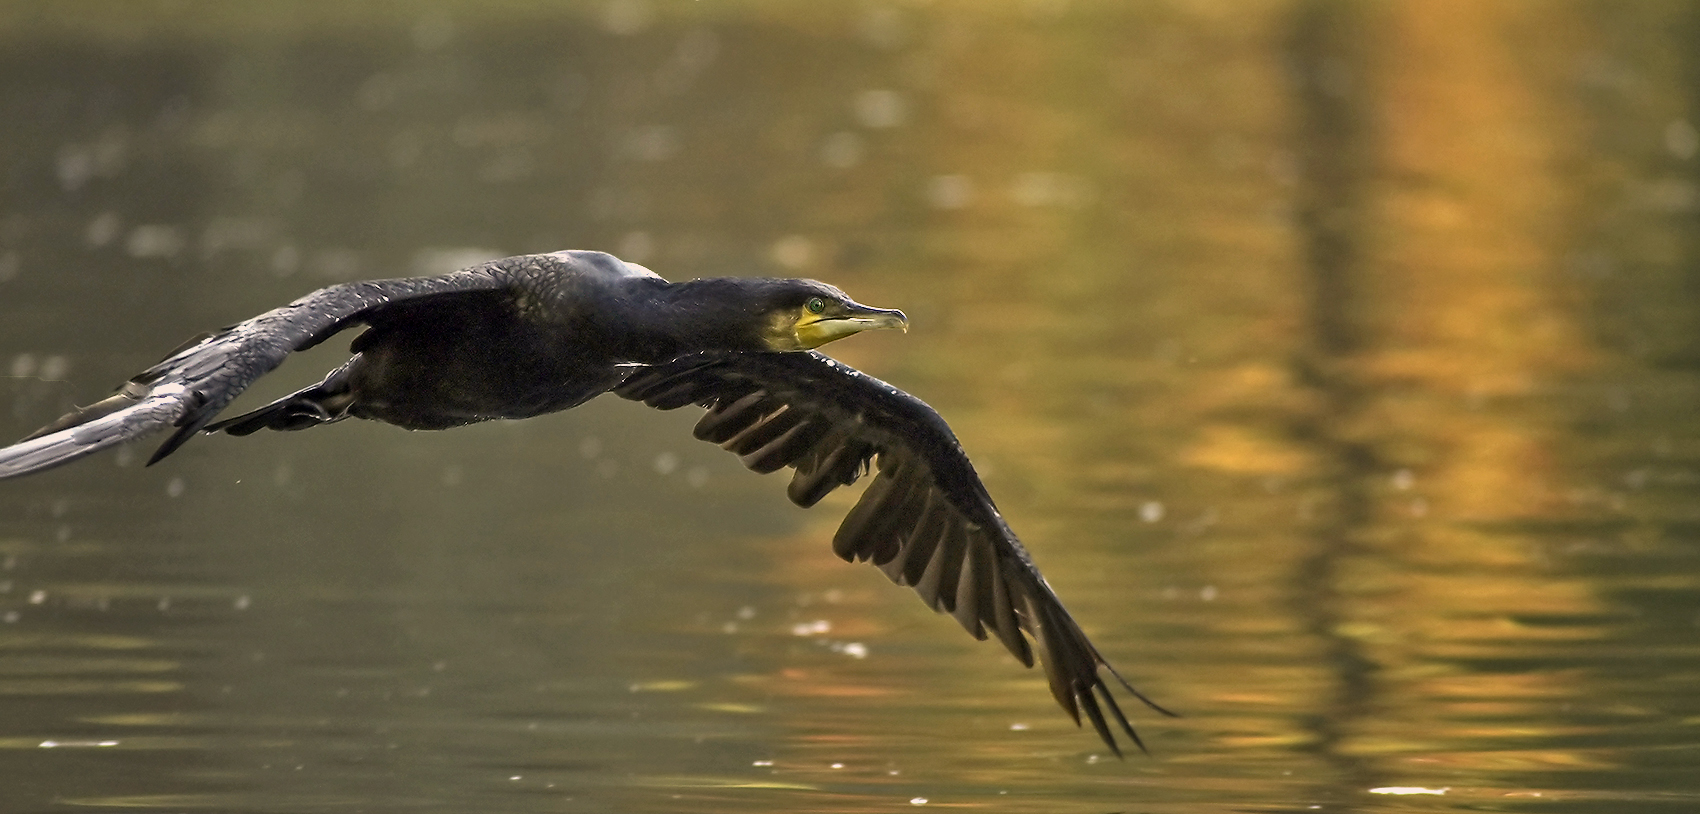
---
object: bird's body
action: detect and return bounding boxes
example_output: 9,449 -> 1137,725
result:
0,250 -> 1171,754
234,252 -> 656,431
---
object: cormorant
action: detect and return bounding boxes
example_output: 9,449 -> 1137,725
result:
0,250 -> 1172,754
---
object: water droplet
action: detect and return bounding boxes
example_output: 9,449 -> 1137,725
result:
38,355 -> 69,380
86,212 -> 122,247
1139,501 -> 1164,522
57,145 -> 96,191
926,175 -> 972,209
126,225 -> 185,259
853,89 -> 906,128
770,235 -> 814,270
1667,119 -> 1698,160
602,0 -> 654,35
624,125 -> 678,162
653,451 -> 679,475
1010,171 -> 1088,207
821,131 -> 863,169
271,244 -> 300,277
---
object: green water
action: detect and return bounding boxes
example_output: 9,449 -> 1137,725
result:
1,2 -> 1697,811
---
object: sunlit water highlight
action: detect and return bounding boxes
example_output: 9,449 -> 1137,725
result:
2,2 -> 1699,812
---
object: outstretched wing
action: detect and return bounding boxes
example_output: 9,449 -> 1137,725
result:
0,265 -> 511,480
614,350 -> 1173,755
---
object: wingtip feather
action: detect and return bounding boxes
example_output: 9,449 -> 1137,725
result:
1078,688 -> 1122,759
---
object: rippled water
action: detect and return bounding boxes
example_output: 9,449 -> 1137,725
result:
2,2 -> 1698,812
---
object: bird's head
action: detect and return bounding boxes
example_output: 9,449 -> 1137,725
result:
746,279 -> 909,351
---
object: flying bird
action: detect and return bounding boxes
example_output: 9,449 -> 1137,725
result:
0,250 -> 1172,754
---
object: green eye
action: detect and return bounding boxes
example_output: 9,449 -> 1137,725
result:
805,297 -> 827,314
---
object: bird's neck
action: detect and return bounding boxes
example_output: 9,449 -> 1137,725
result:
606,277 -> 778,360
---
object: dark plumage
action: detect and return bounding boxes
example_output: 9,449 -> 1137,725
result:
0,250 -> 1173,754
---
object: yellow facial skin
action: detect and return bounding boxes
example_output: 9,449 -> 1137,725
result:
770,297 -> 909,350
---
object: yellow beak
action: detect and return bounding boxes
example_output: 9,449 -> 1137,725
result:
796,303 -> 908,349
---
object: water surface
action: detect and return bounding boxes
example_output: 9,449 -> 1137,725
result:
1,2 -> 1698,812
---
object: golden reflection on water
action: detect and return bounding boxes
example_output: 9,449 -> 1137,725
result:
0,1 -> 1697,812
1277,4 -> 1665,792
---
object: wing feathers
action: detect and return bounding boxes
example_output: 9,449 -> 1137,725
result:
989,562 -> 1035,667
787,436 -> 871,508
740,418 -> 830,474
916,519 -> 968,613
1027,594 -> 1083,725
1080,682 -> 1119,758
1095,681 -> 1146,754
2,260 -> 515,480
878,489 -> 946,586
832,456 -> 915,562
951,535 -> 989,640
614,350 -> 1164,755
724,405 -> 807,456
868,463 -> 930,567
643,380 -> 711,411
693,392 -> 776,443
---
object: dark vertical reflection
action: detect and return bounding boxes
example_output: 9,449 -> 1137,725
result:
1647,1 -> 1700,369
1571,1 -> 1700,373
1285,2 -> 1381,807
1682,8 -> 1700,345
4,4 -> 1700,812
1284,0 -> 1688,803
1564,1 -> 1700,798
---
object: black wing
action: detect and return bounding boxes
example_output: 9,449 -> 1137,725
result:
0,265 -> 510,480
614,350 -> 1174,755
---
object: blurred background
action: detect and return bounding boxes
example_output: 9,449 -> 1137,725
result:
1,1 -> 1697,812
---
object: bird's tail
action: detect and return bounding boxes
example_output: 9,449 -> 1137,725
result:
206,363 -> 355,436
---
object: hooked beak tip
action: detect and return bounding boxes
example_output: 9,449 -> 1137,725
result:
870,309 -> 908,333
